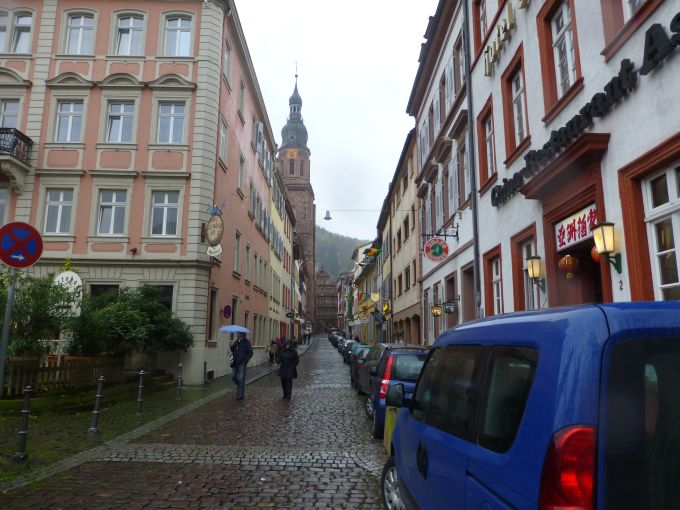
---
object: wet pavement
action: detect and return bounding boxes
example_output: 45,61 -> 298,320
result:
0,336 -> 387,509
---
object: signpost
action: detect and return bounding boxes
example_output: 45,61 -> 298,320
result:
0,222 -> 44,398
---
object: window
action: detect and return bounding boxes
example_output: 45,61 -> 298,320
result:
455,37 -> 465,92
116,16 -> 143,56
300,160 -> 304,177
423,346 -> 481,440
501,46 -> 529,161
0,99 -> 18,128
164,16 -> 191,57
145,284 -> 173,310
551,2 -> 576,98
150,190 -> 178,236
223,39 -> 232,82
8,13 -> 32,54
239,79 -> 245,114
492,257 -> 502,314
97,190 -> 126,235
0,12 -> 6,52
66,14 -> 94,55
219,120 -> 228,163
106,102 -> 134,143
208,288 -> 218,340
478,347 -> 538,452
477,96 -> 497,187
55,101 -> 83,142
405,266 -> 411,291
522,241 -> 538,310
624,0 -> 645,21
238,153 -> 245,190
233,232 -> 241,273
157,102 -> 184,144
44,189 -> 73,234
643,167 -> 680,300
398,274 -> 403,296
89,284 -> 119,298
600,0 -> 660,62
404,218 -> 409,240
0,187 -> 7,225
397,230 -> 402,250
289,159 -> 294,175
484,246 -> 503,315
245,244 -> 251,281
448,155 -> 459,214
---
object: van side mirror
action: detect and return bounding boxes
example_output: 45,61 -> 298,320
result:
370,366 -> 377,377
386,383 -> 404,407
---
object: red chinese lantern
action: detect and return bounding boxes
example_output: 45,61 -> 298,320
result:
558,254 -> 580,279
591,245 -> 600,263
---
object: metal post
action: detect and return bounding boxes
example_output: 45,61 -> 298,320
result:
176,362 -> 182,400
89,376 -> 105,433
14,385 -> 33,461
135,369 -> 144,416
0,268 -> 17,398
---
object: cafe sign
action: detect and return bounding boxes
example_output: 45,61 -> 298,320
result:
555,204 -> 598,251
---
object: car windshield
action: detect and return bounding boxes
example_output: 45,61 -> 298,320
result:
391,353 -> 427,381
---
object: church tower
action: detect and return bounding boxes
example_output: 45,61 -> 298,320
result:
279,75 -> 316,330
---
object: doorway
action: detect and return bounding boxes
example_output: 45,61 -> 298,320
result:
554,240 -> 603,306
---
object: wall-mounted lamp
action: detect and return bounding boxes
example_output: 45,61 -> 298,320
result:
129,247 -> 138,255
431,304 -> 443,317
526,255 -> 546,292
592,222 -> 622,273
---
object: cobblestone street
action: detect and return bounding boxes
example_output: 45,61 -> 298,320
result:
1,337 -> 386,509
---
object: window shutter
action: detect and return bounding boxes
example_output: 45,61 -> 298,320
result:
256,122 -> 264,155
433,93 -> 441,136
463,134 -> 471,199
445,56 -> 454,110
448,153 -> 459,214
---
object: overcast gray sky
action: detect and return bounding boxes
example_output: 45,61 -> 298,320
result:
235,1 -> 439,241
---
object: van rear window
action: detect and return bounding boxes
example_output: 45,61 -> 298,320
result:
604,338 -> 680,509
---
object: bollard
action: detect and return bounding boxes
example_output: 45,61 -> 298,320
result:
176,362 -> 182,400
89,375 -> 105,434
14,385 -> 33,462
135,369 -> 144,416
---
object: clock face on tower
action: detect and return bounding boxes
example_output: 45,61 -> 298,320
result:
287,149 -> 298,159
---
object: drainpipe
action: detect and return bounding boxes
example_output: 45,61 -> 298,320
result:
462,0 -> 482,319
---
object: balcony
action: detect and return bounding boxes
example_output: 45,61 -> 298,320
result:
0,128 -> 33,192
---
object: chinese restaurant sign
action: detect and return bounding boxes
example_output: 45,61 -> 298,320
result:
555,204 -> 598,251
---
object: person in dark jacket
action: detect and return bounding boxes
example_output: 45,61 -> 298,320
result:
278,340 -> 299,400
230,332 -> 253,400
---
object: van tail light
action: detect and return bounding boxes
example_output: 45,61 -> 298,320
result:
377,354 -> 394,399
539,425 -> 596,510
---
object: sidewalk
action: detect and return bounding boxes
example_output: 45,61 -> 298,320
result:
0,341 -> 312,492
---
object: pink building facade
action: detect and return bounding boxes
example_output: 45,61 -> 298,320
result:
0,0 -> 292,383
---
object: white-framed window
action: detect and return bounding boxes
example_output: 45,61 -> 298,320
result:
625,0 -> 645,22
157,102 -> 184,144
433,93 -> 441,137
97,190 -> 127,235
4,12 -> 32,54
445,55 -> 455,111
643,166 -> 680,300
106,102 -> 134,143
492,256 -> 503,314
150,190 -> 179,236
511,71 -> 527,146
66,14 -> 94,55
245,243 -> 251,281
223,39 -> 232,82
461,138 -> 471,200
0,99 -> 18,128
233,232 -> 241,273
44,189 -> 73,234
219,120 -> 228,163
522,240 -> 538,310
0,187 -> 8,226
116,15 -> 143,56
55,101 -> 83,142
425,190 -> 432,237
448,154 -> 459,214
479,0 -> 488,38
435,182 -> 443,231
164,16 -> 191,57
484,115 -> 496,177
551,1 -> 576,98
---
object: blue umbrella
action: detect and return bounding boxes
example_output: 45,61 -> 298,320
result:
219,325 -> 250,334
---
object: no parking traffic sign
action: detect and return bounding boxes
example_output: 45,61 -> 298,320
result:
0,222 -> 43,268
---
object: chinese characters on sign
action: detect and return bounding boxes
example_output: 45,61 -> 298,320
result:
555,204 -> 598,251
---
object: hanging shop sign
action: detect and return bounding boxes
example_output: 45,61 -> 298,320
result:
206,213 -> 224,247
207,244 -> 223,257
491,12 -> 680,208
555,204 -> 598,252
222,305 -> 232,319
372,310 -> 385,325
444,300 -> 456,314
424,237 -> 449,262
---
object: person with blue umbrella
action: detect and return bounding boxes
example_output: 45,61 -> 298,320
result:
221,325 -> 253,400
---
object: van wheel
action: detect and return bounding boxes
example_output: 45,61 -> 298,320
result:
365,396 -> 375,419
371,413 -> 384,439
381,456 -> 406,510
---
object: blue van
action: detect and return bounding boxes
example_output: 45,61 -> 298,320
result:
381,302 -> 680,510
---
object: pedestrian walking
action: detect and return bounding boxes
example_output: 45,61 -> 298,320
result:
230,332 -> 253,400
275,336 -> 283,364
278,340 -> 299,400
268,339 -> 278,365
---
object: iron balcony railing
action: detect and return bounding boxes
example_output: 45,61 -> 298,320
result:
0,127 -> 33,166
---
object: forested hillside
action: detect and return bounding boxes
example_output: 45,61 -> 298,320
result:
315,226 -> 369,279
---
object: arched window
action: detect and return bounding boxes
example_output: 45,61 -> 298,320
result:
300,160 -> 304,177
289,159 -> 295,175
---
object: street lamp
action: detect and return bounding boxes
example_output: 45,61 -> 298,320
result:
431,304 -> 443,317
526,255 -> 546,292
592,222 -> 622,273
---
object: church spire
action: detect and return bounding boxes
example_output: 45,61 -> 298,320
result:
281,72 -> 308,149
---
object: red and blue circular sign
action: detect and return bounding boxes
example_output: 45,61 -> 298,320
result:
0,222 -> 43,268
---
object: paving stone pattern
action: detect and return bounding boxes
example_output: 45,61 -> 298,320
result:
1,338 -> 387,509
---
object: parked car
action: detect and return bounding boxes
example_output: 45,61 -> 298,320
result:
350,345 -> 371,389
381,302 -> 680,510
356,343 -> 404,396
329,331 -> 343,348
366,346 -> 428,439
342,340 -> 359,363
